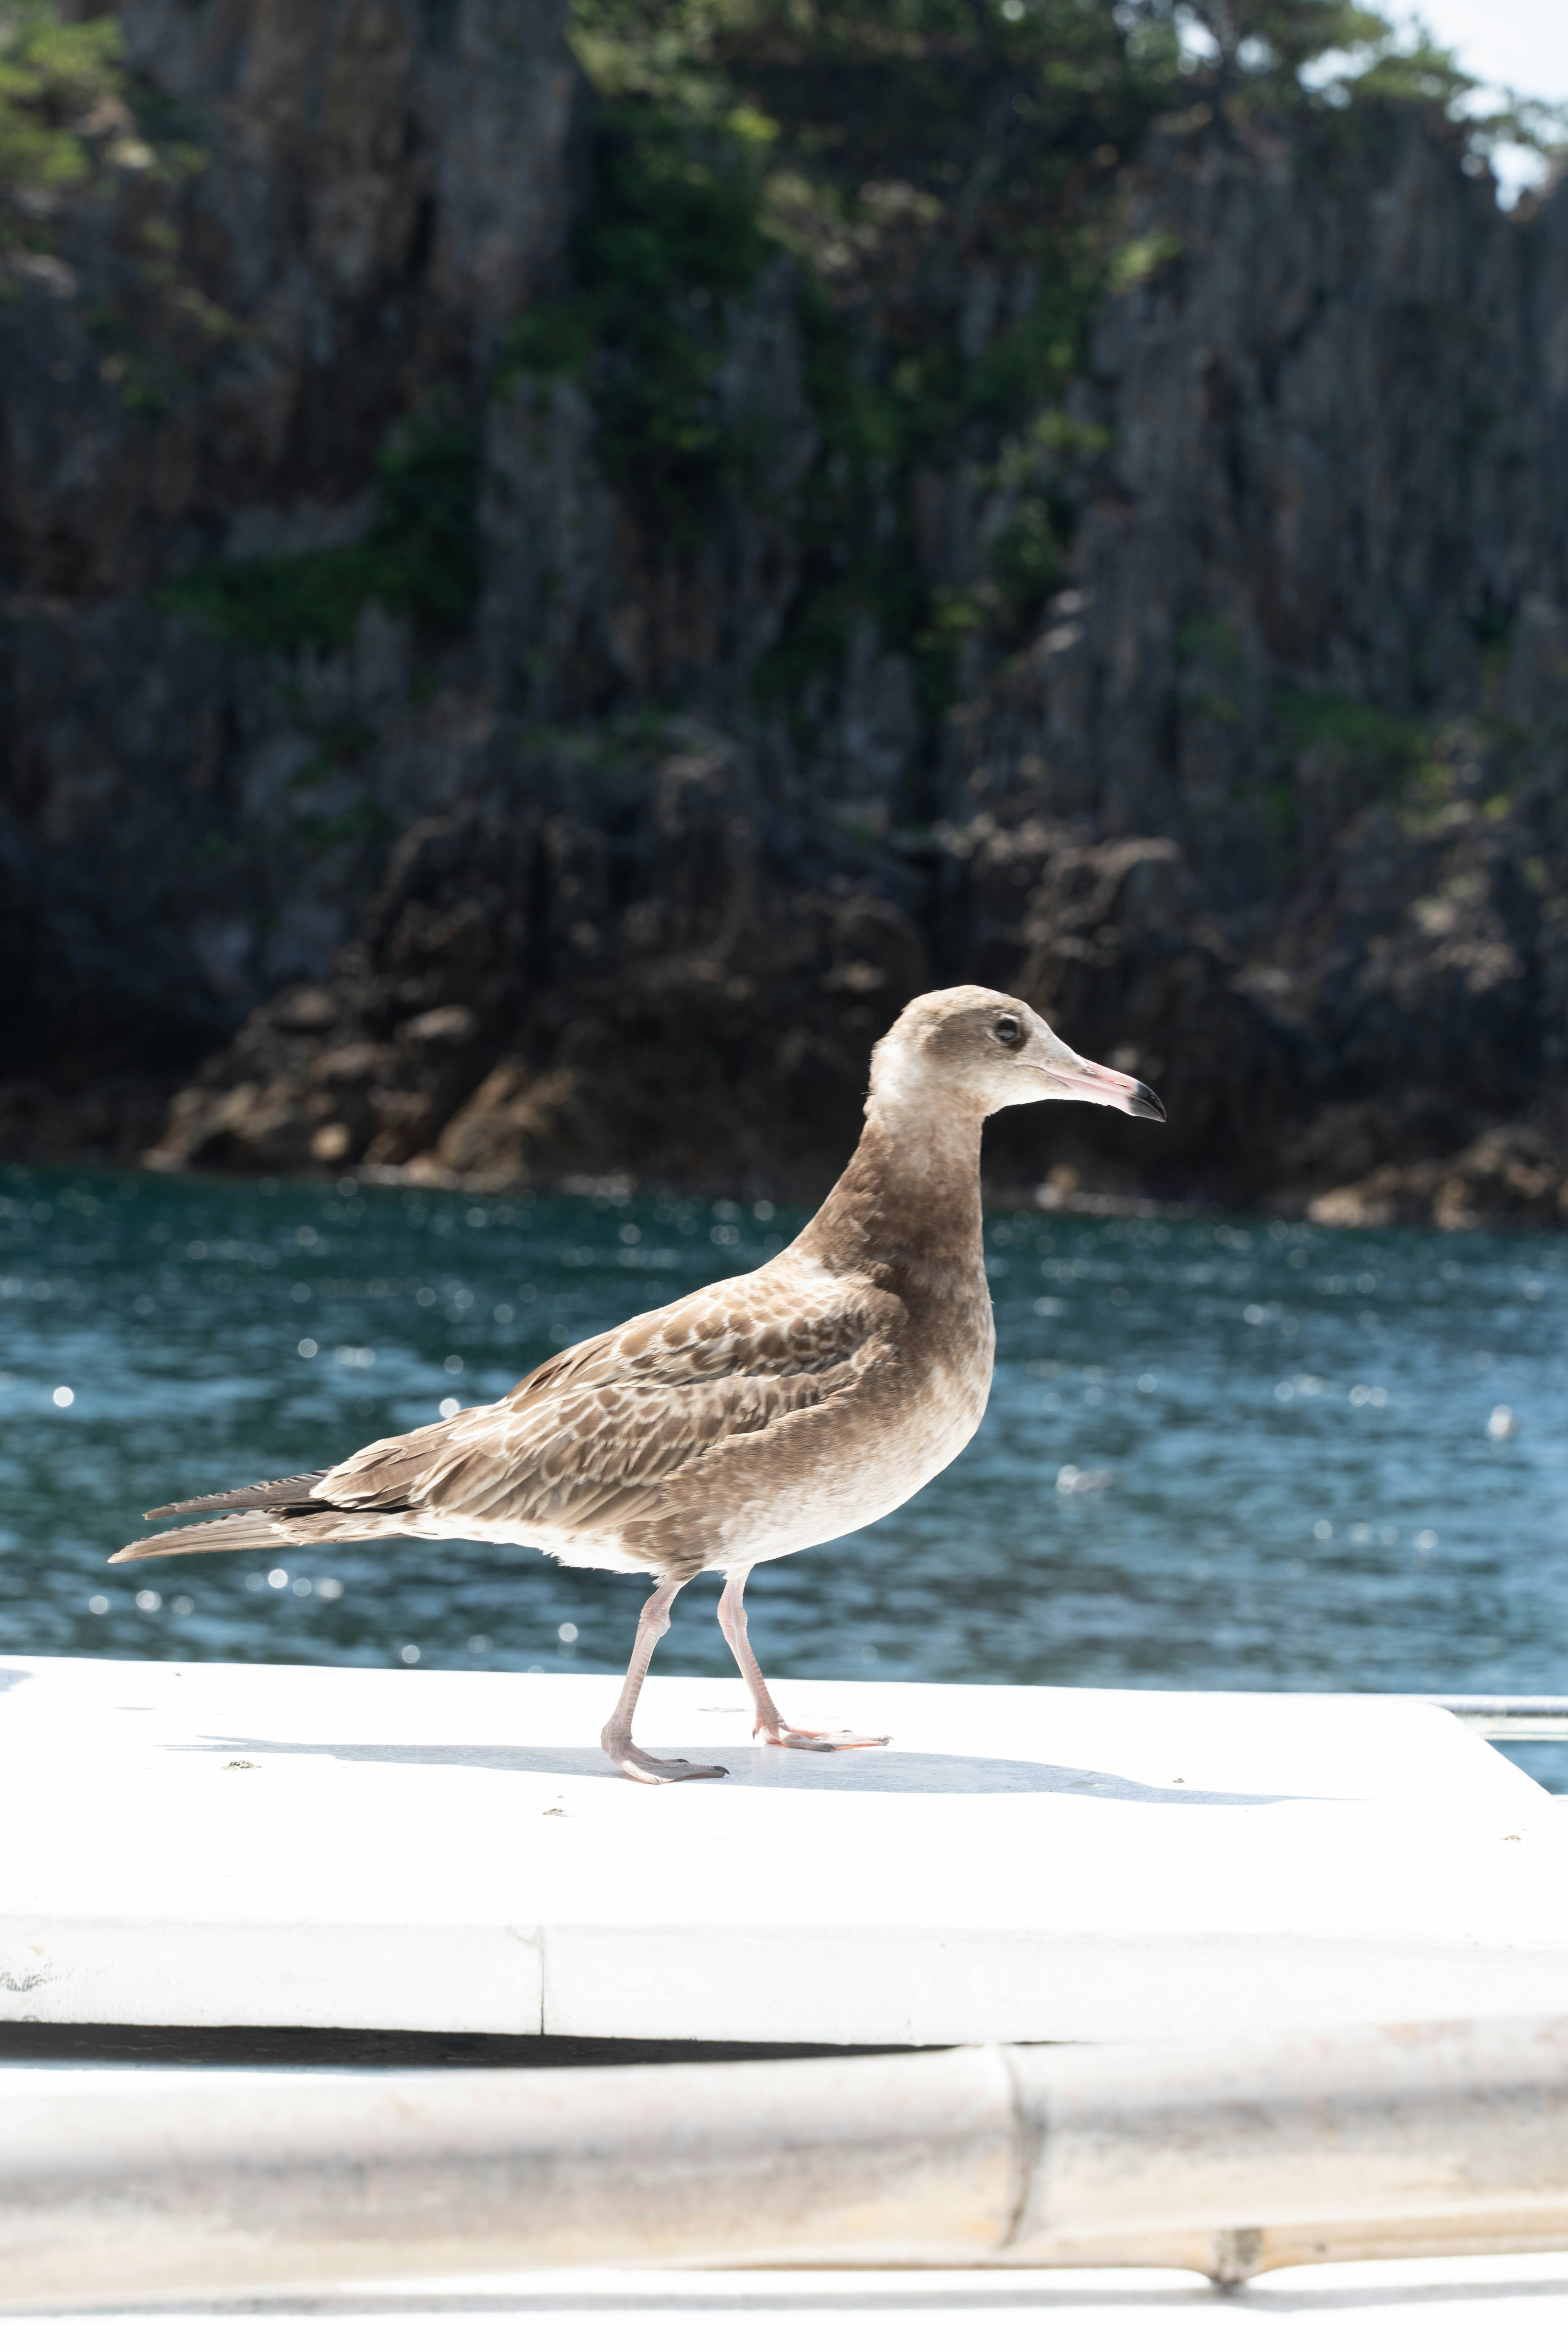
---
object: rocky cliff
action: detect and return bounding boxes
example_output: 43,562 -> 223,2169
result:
4,0 -> 1568,1225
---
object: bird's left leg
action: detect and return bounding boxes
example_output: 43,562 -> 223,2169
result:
601,1579 -> 728,1785
717,1570 -> 889,1753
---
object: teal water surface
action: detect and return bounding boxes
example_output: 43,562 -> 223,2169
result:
1,1166 -> 1565,1785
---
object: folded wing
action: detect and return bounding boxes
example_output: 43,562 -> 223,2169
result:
317,1257 -> 898,1539
111,1256 -> 899,1564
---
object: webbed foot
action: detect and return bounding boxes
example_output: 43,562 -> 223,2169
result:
756,1722 -> 891,1753
601,1728 -> 728,1786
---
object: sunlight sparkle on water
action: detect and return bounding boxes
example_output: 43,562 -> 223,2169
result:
0,1168 -> 1565,1800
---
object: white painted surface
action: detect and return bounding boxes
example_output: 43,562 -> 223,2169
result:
1,1655 -> 1565,2044
3,2257 -> 1568,2347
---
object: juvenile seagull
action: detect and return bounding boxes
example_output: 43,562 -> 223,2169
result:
113,988 -> 1162,1783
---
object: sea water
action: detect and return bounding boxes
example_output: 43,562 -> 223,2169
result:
1,1167 -> 1564,1788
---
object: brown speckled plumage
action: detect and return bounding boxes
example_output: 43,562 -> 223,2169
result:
112,987 -> 1162,1781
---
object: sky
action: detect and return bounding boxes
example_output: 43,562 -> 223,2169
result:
1406,0 -> 1568,106
1388,2 -> 1568,200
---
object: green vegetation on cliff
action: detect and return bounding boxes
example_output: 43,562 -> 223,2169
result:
530,0 -> 1519,743
147,0 -> 1554,688
157,417 -> 482,657
503,102 -> 775,537
0,0 -> 124,248
0,3 -> 222,417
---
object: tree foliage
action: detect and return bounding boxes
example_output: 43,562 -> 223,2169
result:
0,0 -> 126,247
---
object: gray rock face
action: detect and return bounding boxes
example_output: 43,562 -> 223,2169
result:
950,112 -> 1568,847
5,24 -> 1568,1223
146,724 -> 931,1192
942,110 -> 1568,1218
1,0 -> 575,1095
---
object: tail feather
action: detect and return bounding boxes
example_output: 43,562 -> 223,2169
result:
109,1511 -> 406,1565
144,1471 -> 330,1521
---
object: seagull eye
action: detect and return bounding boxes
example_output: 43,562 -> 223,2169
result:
993,1014 -> 1023,1048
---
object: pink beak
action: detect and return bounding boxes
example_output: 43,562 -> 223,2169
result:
1027,1056 -> 1165,1121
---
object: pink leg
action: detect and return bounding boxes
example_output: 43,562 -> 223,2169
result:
717,1571 -> 889,1753
601,1581 -> 727,1786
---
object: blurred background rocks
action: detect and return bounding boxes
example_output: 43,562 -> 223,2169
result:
6,0 -> 1568,1223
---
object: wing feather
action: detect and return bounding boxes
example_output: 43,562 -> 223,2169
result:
312,1255 -> 898,1541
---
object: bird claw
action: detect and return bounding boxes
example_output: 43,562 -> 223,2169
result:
757,1724 -> 891,1753
602,1735 -> 728,1786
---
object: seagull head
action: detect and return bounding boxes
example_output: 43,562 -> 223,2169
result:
870,986 -> 1165,1123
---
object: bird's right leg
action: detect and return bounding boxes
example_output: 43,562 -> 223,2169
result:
601,1579 -> 728,1786
717,1571 -> 889,1753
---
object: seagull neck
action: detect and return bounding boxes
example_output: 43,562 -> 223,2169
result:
802,1098 -> 986,1282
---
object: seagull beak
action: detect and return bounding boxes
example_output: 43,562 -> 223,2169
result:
1027,1055 -> 1166,1122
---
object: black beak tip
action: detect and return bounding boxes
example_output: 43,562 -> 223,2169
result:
1130,1080 -> 1166,1123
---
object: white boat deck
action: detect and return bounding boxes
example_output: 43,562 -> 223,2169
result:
2,1653 -> 1565,2045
